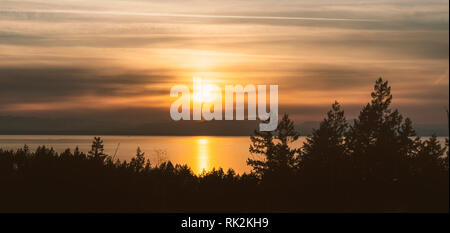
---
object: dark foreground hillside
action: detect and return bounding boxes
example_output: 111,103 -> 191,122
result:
0,78 -> 448,213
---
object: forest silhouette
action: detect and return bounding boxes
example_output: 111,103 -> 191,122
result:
0,78 -> 448,212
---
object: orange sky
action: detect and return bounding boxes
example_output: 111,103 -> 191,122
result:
0,0 -> 448,133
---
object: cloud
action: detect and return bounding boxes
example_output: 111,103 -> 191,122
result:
0,0 -> 448,131
0,9 -> 378,22
0,67 -> 172,106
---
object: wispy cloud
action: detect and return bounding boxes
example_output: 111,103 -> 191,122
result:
0,9 -> 378,22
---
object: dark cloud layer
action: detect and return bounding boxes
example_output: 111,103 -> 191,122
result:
0,67 -> 171,105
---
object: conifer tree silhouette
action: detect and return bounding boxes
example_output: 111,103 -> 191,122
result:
248,114 -> 300,178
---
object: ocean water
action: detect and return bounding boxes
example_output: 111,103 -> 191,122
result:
0,135 -> 446,174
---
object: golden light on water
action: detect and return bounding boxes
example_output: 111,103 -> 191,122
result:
197,138 -> 210,174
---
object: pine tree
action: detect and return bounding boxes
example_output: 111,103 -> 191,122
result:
415,135 -> 447,175
302,101 -> 348,166
412,135 -> 449,212
298,102 -> 349,209
130,147 -> 147,172
346,78 -> 416,182
88,137 -> 107,162
247,114 -> 300,178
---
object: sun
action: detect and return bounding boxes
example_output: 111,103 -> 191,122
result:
193,83 -> 216,102
192,78 -> 219,103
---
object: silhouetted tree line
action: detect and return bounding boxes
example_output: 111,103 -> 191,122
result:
0,78 -> 448,212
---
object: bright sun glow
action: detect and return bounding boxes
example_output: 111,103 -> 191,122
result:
193,78 -> 219,103
193,84 -> 218,103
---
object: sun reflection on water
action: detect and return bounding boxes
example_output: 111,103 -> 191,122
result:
197,137 -> 210,174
